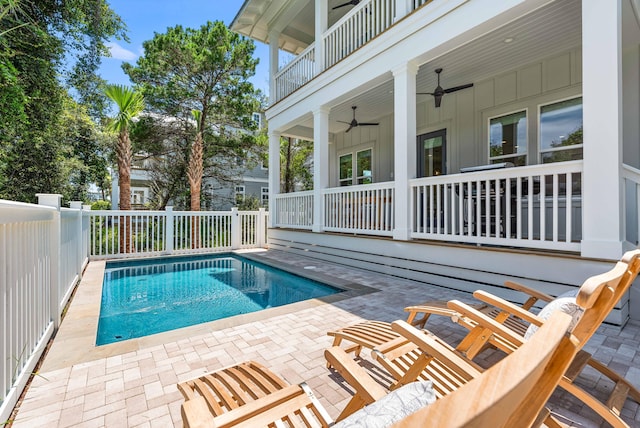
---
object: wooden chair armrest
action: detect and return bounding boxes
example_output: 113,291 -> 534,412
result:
473,290 -> 544,326
182,396 -> 216,428
503,280 -> 554,303
447,300 -> 526,348
390,320 -> 482,376
324,347 -> 387,403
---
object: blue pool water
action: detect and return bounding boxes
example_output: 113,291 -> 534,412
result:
96,254 -> 340,345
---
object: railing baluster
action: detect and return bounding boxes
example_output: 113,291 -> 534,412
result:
540,175 -> 546,242
553,174 -> 559,243
566,172 -> 573,243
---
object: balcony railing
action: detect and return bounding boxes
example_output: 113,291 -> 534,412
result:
274,190 -> 314,229
323,182 -> 395,235
323,0 -> 395,69
274,162 -> 588,252
274,44 -> 316,102
274,0 -> 434,102
410,161 -> 583,251
623,163 -> 640,246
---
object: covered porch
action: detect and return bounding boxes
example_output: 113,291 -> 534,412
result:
261,0 -> 640,259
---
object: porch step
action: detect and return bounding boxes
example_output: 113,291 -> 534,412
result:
268,229 -> 628,326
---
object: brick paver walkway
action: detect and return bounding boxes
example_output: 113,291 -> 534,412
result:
11,249 -> 640,427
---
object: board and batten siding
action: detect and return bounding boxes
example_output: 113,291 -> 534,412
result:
327,48 -> 585,181
329,114 -> 394,187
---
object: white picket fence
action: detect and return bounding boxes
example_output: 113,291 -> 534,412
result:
0,195 -> 88,423
88,208 -> 268,259
0,197 -> 268,422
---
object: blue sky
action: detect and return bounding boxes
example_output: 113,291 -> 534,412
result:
100,0 -> 270,94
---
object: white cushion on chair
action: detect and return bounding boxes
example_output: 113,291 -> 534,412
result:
333,381 -> 436,428
524,289 -> 583,340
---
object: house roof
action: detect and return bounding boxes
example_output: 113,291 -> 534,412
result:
230,0 -> 363,54
230,0 -> 315,54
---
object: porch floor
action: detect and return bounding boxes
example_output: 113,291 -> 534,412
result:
11,250 -> 640,427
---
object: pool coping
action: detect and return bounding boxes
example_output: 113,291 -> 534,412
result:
40,249 -> 379,372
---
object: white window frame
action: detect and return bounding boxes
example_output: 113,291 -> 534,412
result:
338,146 -> 374,186
261,187 -> 269,205
538,96 -> 583,164
235,185 -> 245,202
487,108 -> 528,166
252,112 -> 262,129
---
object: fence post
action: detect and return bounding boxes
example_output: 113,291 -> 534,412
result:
69,201 -> 83,278
257,208 -> 266,248
37,193 -> 62,329
82,205 -> 91,262
231,207 -> 241,249
165,206 -> 174,254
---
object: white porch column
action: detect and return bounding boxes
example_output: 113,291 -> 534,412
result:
581,0 -> 624,259
268,131 -> 281,228
268,29 -> 280,104
392,61 -> 418,240
313,107 -> 330,232
315,0 -> 328,74
395,0 -> 413,21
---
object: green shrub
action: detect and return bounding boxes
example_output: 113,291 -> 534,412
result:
91,200 -> 110,210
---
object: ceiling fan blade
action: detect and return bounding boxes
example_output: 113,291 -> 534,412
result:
444,83 -> 474,94
358,122 -> 379,126
434,94 -> 443,108
336,120 -> 351,124
417,92 -> 435,95
345,124 -> 354,133
333,0 -> 359,9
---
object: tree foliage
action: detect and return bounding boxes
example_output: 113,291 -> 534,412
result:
123,20 -> 261,210
281,138 -> 313,192
0,0 -> 125,202
105,84 -> 144,211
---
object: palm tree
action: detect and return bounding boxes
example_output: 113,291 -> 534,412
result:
105,84 -> 144,252
187,109 -> 204,212
187,109 -> 204,248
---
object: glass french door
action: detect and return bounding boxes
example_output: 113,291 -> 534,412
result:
417,129 -> 446,177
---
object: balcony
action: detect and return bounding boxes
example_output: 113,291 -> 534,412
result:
273,0 -> 433,103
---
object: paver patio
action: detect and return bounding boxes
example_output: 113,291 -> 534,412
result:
10,249 -> 640,427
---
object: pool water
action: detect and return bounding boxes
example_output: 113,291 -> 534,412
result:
96,254 -> 340,345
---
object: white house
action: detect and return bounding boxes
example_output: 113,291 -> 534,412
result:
231,0 -> 640,324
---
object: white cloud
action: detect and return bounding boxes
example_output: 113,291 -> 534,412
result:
106,42 -> 138,61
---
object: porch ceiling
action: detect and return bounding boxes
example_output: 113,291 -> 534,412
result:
283,0 -> 583,137
230,0 -> 356,54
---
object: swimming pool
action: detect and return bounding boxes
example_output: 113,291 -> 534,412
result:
96,254 -> 341,345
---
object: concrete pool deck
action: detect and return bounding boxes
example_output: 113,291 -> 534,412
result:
10,249 -> 640,427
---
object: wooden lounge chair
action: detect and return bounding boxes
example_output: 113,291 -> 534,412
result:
327,279 -> 551,360
370,250 -> 640,427
178,310 -> 577,428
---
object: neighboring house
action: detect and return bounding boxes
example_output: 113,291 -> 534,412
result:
111,113 -> 268,210
111,154 -> 157,210
231,0 -> 640,324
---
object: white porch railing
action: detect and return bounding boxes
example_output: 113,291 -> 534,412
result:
274,44 -> 316,103
274,191 -> 314,229
273,0 -> 435,101
622,163 -> 640,246
0,197 -> 88,424
410,161 -> 583,251
89,208 -> 269,259
323,0 -> 395,69
324,182 -> 395,235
